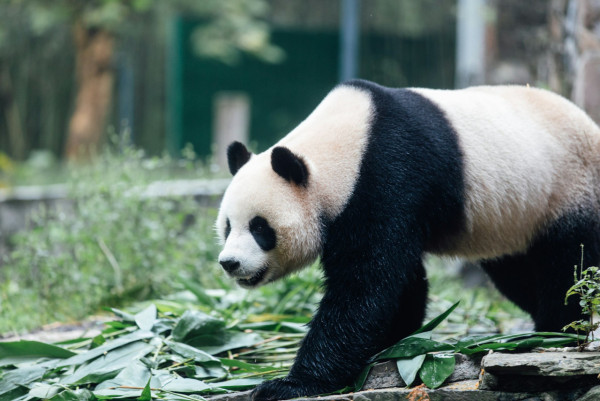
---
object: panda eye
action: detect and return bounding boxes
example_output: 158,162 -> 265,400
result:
249,216 -> 276,251
225,218 -> 231,239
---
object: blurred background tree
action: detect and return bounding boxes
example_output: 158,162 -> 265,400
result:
0,0 -> 279,161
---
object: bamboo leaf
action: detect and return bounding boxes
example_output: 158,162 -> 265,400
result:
172,311 -> 225,342
138,379 -> 152,401
353,362 -> 375,391
211,378 -> 263,390
396,354 -> 426,387
219,358 -> 276,373
161,377 -> 210,392
413,301 -> 460,335
28,383 -> 62,399
186,331 -> 263,355
0,340 -> 76,363
62,341 -> 155,385
374,337 -> 453,361
0,365 -> 47,396
135,304 -> 157,332
58,330 -> 155,368
165,341 -> 219,363
49,389 -> 94,401
419,353 -> 455,389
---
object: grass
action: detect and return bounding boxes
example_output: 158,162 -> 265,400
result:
0,141 -> 225,333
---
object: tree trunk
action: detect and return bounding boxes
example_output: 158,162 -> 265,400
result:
64,21 -> 114,161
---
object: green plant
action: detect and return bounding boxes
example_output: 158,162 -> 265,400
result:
563,245 -> 600,347
355,302 -> 582,391
0,141 -> 222,332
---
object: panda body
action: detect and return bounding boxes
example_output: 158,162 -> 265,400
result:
216,80 -> 600,400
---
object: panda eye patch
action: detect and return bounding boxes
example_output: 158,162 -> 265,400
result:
249,216 -> 276,251
225,218 -> 231,239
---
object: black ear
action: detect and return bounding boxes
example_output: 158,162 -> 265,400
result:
271,146 -> 309,187
227,141 -> 252,175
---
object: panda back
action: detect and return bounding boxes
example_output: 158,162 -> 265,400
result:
413,86 -> 600,258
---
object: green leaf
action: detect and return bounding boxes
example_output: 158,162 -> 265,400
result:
374,337 -> 453,361
50,389 -> 94,401
187,330 -> 263,355
91,334 -> 107,348
238,321 -> 308,333
135,304 -> 157,331
166,341 -> 219,363
180,278 -> 215,307
396,354 -> 427,387
110,308 -> 137,322
353,362 -> 375,391
138,378 -> 152,401
211,378 -> 263,390
0,340 -> 76,363
219,358 -> 275,373
419,353 -> 455,389
0,366 -> 47,397
455,332 -> 581,355
94,363 -> 151,399
58,330 -> 154,368
172,311 -> 225,342
62,341 -> 155,385
413,301 -> 460,335
28,383 -> 62,399
95,362 -> 150,388
161,377 -> 210,393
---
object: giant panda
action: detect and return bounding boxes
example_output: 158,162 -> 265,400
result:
216,79 -> 600,400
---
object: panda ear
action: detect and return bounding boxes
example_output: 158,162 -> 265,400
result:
271,146 -> 309,187
227,141 -> 252,175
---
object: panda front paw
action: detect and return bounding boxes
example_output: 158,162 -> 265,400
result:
251,377 -> 319,401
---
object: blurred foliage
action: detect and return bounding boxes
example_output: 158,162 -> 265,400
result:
0,138 -> 223,332
0,0 -> 281,162
0,0 -> 281,67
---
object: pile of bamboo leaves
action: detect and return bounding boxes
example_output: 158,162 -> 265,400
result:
0,301 -> 585,401
0,303 -> 305,401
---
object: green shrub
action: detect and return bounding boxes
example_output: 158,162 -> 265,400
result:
563,245 -> 600,347
0,142 -> 222,332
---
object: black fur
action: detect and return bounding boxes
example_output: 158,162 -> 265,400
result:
253,80 -> 466,399
482,209 -> 600,331
224,218 -> 231,239
271,146 -> 309,187
249,216 -> 277,251
227,141 -> 252,175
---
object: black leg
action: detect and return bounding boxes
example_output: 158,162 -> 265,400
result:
251,247 -> 428,400
481,253 -> 539,318
483,212 -> 600,332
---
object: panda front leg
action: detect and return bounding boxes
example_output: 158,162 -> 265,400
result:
251,253 -> 428,401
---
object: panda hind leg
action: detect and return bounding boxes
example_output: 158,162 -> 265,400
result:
482,211 -> 600,332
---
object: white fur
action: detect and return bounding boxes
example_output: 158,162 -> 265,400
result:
413,86 -> 600,258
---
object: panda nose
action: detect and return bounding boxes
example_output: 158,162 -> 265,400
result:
220,259 -> 240,273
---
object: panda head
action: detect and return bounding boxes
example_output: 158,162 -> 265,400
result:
216,141 -> 322,288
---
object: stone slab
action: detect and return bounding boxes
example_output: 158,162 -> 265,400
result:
207,382 -> 599,401
482,351 -> 600,376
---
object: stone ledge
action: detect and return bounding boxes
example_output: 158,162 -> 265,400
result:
208,382 -> 599,401
482,351 -> 600,376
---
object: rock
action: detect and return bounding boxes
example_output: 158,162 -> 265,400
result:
482,351 -> 600,376
480,351 -> 600,392
579,385 -> 600,401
